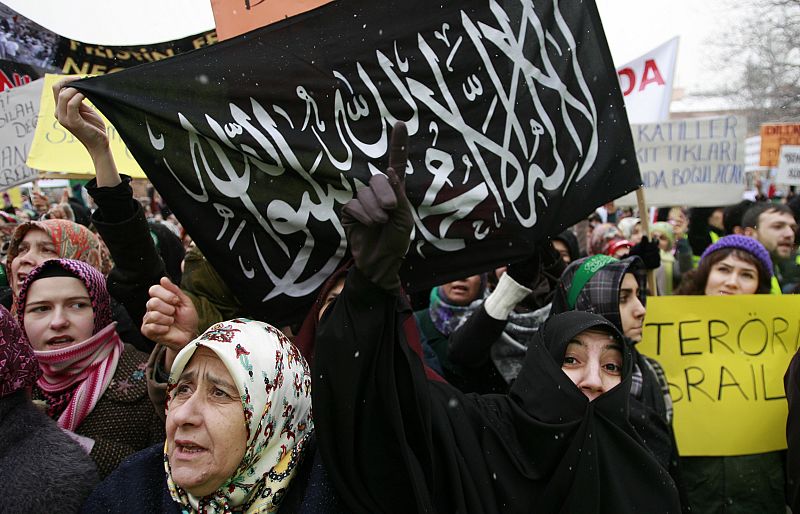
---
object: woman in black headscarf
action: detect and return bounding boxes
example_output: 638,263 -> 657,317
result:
312,123 -> 680,513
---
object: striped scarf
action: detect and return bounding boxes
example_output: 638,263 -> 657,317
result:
34,323 -> 123,431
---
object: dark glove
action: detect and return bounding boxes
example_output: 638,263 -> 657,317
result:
506,249 -> 541,288
629,236 -> 661,269
342,122 -> 412,291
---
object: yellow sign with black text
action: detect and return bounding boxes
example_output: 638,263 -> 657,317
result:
25,74 -> 146,179
638,295 -> 800,456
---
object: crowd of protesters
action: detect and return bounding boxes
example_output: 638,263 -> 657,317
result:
2,76 -> 800,514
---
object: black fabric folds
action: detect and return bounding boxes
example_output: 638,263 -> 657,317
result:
313,267 -> 680,513
72,0 -> 642,327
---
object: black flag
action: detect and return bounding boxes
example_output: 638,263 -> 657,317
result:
75,0 -> 640,325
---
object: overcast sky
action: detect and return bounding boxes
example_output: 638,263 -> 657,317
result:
7,0 -> 737,92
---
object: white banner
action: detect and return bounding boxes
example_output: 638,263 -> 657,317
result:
777,145 -> 800,185
616,37 -> 679,124
0,78 -> 41,191
616,115 -> 747,207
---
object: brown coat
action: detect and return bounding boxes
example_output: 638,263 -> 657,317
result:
34,344 -> 165,478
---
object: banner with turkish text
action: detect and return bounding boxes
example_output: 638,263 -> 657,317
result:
211,0 -> 333,41
0,78 -> 41,190
616,115 -> 746,207
638,295 -> 800,456
26,74 -> 146,178
0,59 -> 45,91
0,1 -> 216,75
74,0 -> 641,325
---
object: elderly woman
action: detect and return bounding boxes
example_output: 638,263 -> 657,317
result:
82,319 -> 342,513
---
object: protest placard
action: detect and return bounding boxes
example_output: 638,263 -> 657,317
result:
615,115 -> 746,207
616,37 -> 678,124
26,74 -> 146,178
760,123 -> 800,168
0,59 -> 45,91
777,145 -> 800,186
211,0 -> 333,41
0,78 -> 41,191
637,294 -> 800,456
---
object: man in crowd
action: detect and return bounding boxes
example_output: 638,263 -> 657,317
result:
742,202 -> 799,292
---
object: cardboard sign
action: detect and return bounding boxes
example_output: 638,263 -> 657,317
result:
760,123 -> 800,168
637,295 -> 800,456
777,145 -> 800,185
0,78 -> 41,191
616,115 -> 746,207
210,0 -> 333,40
26,74 -> 146,178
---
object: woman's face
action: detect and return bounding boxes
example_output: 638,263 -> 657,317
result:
23,276 -> 94,351
167,347 -> 248,497
652,230 -> 670,252
619,273 -> 646,342
552,240 -> 572,264
704,255 -> 759,296
10,229 -> 58,295
561,329 -> 623,401
318,278 -> 345,321
441,275 -> 482,306
628,223 -> 643,245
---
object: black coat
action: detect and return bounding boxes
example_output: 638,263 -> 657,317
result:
81,438 -> 344,514
313,267 -> 681,514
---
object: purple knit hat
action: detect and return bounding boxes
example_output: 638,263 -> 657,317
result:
699,235 -> 773,276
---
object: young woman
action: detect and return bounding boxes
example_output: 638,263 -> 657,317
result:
675,235 -> 782,513
17,258 -> 164,478
548,254 -> 685,502
0,305 -> 99,513
312,123 -> 681,513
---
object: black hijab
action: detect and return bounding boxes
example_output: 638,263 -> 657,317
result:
549,255 -> 676,472
313,269 -> 681,513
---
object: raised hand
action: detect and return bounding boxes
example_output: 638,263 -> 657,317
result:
341,122 -> 413,291
141,277 -> 199,352
52,76 -> 121,187
53,76 -> 108,154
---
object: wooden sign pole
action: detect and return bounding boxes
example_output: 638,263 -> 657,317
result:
636,187 -> 658,296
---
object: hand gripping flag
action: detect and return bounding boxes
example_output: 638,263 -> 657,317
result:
73,0 -> 641,325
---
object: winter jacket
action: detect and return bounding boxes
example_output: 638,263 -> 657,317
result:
33,345 -> 165,478
0,390 -> 99,514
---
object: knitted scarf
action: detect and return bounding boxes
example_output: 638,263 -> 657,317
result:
34,323 -> 123,431
17,258 -> 121,431
489,303 -> 551,383
428,286 -> 474,336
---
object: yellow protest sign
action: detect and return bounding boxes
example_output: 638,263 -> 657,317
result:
25,74 -> 146,179
637,295 -> 800,457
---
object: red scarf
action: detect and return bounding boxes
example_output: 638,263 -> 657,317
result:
34,323 -> 123,431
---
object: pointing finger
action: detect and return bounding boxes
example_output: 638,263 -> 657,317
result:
387,122 -> 408,183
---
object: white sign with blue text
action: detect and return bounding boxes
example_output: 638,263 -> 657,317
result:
616,115 -> 746,207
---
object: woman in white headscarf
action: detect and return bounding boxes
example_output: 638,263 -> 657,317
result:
82,319 -> 342,513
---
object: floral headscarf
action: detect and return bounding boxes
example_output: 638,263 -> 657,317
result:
7,220 -> 112,291
166,319 -> 314,514
0,304 -> 40,397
